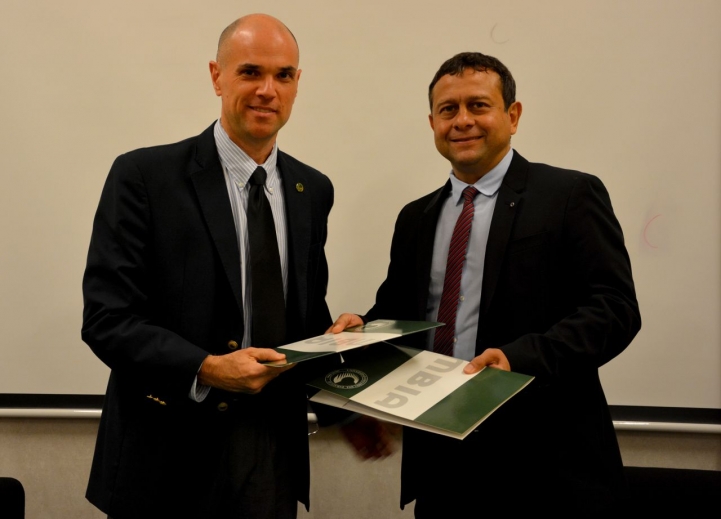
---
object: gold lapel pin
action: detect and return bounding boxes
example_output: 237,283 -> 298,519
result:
146,394 -> 167,405
296,183 -> 304,193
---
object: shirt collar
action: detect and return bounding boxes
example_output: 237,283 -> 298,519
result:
448,148 -> 514,204
213,119 -> 279,187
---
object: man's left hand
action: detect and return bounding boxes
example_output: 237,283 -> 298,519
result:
326,313 -> 364,334
463,348 -> 511,374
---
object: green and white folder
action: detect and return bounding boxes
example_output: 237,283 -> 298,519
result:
265,319 -> 442,366
307,343 -> 534,440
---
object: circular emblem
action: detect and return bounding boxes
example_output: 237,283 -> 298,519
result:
360,320 -> 389,330
325,369 -> 369,389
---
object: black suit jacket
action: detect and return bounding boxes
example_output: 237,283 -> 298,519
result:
364,151 -> 641,513
81,123 -> 334,517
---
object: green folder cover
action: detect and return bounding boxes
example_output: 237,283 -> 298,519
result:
265,319 -> 443,366
307,342 -> 534,439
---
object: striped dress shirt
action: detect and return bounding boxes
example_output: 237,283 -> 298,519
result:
189,121 -> 289,401
214,120 -> 289,348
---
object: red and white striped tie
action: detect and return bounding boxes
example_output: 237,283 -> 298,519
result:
433,186 -> 479,356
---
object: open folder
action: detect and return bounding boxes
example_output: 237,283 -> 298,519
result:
307,342 -> 534,440
264,319 -> 443,367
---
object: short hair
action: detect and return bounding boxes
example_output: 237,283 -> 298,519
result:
428,52 -> 516,111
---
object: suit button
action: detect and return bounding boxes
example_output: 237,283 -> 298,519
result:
227,340 -> 239,350
217,402 -> 229,412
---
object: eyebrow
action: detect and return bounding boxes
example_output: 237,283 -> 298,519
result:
458,95 -> 492,103
235,63 -> 298,75
436,94 -> 491,107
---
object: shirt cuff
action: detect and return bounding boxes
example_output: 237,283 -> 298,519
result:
188,365 -> 211,402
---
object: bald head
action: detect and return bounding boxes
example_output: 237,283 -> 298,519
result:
209,13 -> 302,163
216,14 -> 298,65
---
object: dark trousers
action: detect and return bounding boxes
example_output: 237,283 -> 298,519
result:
203,405 -> 297,519
108,397 -> 298,519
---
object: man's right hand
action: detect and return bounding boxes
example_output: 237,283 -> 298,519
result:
197,348 -> 294,394
326,313 -> 364,334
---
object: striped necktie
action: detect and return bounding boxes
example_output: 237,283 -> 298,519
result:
433,186 -> 479,356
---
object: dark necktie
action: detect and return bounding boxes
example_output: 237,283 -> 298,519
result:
433,186 -> 480,356
247,166 -> 286,347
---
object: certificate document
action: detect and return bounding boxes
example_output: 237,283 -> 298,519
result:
307,343 -> 533,439
265,319 -> 443,366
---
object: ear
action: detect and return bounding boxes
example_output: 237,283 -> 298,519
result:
295,69 -> 302,98
209,61 -> 222,96
508,101 -> 522,135
428,113 -> 435,131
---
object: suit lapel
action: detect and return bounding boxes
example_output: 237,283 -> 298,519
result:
278,151 -> 311,327
415,182 -> 451,319
189,124 -> 244,316
480,151 -> 529,316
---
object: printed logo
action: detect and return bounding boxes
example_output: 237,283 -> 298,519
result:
361,320 -> 390,330
325,369 -> 369,389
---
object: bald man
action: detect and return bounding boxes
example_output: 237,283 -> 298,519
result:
82,14 -> 335,518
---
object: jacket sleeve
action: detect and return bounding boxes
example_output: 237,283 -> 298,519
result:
81,153 -> 209,399
500,174 -> 641,379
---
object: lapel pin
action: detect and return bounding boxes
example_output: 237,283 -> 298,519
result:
146,394 -> 167,405
296,183 -> 304,193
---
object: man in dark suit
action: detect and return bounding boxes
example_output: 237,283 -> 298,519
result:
330,52 -> 641,517
82,14 -> 334,518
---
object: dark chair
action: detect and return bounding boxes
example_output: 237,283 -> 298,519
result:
620,466 -> 721,515
0,477 -> 24,519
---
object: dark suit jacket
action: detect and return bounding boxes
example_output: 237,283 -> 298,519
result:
81,123 -> 334,518
364,151 -> 641,514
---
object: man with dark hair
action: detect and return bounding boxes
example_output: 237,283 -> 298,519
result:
82,14 -> 334,519
427,51 -> 517,110
330,51 -> 641,517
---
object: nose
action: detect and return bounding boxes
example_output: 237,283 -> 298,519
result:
256,75 -> 276,99
453,107 -> 473,129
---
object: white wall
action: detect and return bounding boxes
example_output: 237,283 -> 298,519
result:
1,1 -> 720,409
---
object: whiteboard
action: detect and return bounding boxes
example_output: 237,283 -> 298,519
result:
1,0 -> 719,409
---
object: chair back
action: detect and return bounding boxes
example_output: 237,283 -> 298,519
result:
0,477 -> 25,519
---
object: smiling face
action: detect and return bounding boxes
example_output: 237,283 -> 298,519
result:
429,68 -> 521,183
209,15 -> 301,163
